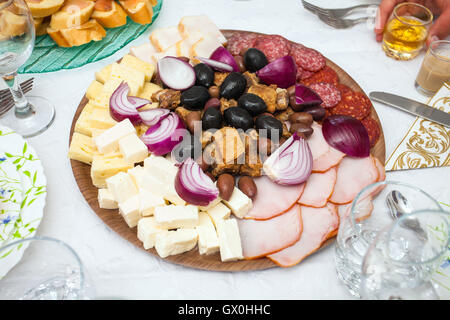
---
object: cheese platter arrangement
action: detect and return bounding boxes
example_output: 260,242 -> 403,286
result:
68,15 -> 386,271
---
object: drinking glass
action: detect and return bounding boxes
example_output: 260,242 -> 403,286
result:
0,236 -> 94,299
361,209 -> 449,300
334,181 -> 442,297
0,0 -> 55,137
382,3 -> 433,61
415,40 -> 450,96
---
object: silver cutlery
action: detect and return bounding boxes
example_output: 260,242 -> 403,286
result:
370,91 -> 450,128
386,190 -> 428,242
301,0 -> 377,19
317,14 -> 373,29
0,78 -> 33,101
0,78 -> 34,117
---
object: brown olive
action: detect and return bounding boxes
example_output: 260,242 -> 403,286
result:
303,105 -> 326,121
289,95 -> 304,112
258,136 -> 274,156
288,112 -> 313,126
197,154 -> 210,172
204,98 -> 221,110
238,176 -> 257,199
290,122 -> 313,138
208,86 -> 220,99
185,111 -> 202,134
217,174 -> 235,201
234,55 -> 246,73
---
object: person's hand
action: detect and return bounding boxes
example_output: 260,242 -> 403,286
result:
374,0 -> 450,46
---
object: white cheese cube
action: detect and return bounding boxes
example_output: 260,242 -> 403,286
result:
216,218 -> 243,262
139,191 -> 165,217
106,171 -> 138,204
128,165 -> 164,194
198,195 -> 221,212
93,119 -> 136,154
118,194 -> 141,228
206,202 -> 231,228
154,204 -> 199,229
196,212 -> 219,255
222,187 -> 253,219
98,188 -> 118,209
137,217 -> 168,249
118,134 -> 148,165
154,229 -> 198,258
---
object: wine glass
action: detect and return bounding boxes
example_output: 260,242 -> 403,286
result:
360,209 -> 449,300
0,0 -> 55,137
0,236 -> 95,299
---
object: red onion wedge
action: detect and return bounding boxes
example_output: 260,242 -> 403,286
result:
322,115 -> 370,158
109,82 -> 151,124
295,84 -> 323,107
175,158 -> 219,206
209,46 -> 240,72
263,132 -> 313,185
140,112 -> 186,156
195,56 -> 234,72
138,108 -> 170,126
157,56 -> 196,90
256,55 -> 297,89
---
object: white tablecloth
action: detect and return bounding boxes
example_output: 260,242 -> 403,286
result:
13,0 -> 450,299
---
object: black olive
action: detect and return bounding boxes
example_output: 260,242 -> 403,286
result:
243,48 -> 268,72
255,115 -> 283,140
172,133 -> 202,163
181,86 -> 210,110
194,63 -> 215,87
238,93 -> 267,116
219,72 -> 247,100
202,107 -> 223,130
224,107 -> 254,131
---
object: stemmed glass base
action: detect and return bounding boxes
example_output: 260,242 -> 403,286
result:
1,95 -> 55,137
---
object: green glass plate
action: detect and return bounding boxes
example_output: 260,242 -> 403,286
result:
18,0 -> 162,74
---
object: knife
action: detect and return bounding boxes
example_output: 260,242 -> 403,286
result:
369,91 -> 450,128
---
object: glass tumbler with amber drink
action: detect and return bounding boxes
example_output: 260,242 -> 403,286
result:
382,3 -> 433,60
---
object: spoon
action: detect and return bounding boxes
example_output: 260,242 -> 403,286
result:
386,190 -> 428,242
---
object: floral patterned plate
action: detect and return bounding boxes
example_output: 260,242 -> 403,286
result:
0,125 -> 47,278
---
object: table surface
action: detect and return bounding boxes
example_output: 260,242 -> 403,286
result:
7,0 -> 450,299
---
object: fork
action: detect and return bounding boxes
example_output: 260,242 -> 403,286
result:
301,0 -> 378,18
317,14 -> 373,29
0,78 -> 34,101
0,79 -> 34,117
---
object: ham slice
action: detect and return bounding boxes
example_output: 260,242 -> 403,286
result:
244,175 -> 305,220
237,205 -> 302,259
329,156 -> 379,205
308,122 -> 345,172
267,204 -> 339,267
298,167 -> 337,208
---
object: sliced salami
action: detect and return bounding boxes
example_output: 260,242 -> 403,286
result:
309,82 -> 341,108
361,117 -> 381,147
329,156 -> 379,205
238,205 -> 302,259
244,175 -> 305,220
227,32 -> 259,56
301,65 -> 338,86
330,91 -> 371,120
291,46 -> 325,72
254,34 -> 292,62
336,83 -> 352,96
267,203 -> 339,267
298,167 -> 337,208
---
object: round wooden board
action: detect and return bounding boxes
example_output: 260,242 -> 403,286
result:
69,30 -> 385,272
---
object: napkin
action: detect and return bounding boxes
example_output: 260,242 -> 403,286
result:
385,82 -> 450,171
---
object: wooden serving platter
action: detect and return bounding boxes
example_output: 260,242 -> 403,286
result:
69,30 -> 385,272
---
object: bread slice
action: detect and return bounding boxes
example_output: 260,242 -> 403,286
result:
34,16 -> 50,35
92,0 -> 127,28
179,15 -> 227,45
49,0 -> 95,30
25,0 -> 64,18
47,19 -> 106,47
119,0 -> 154,25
